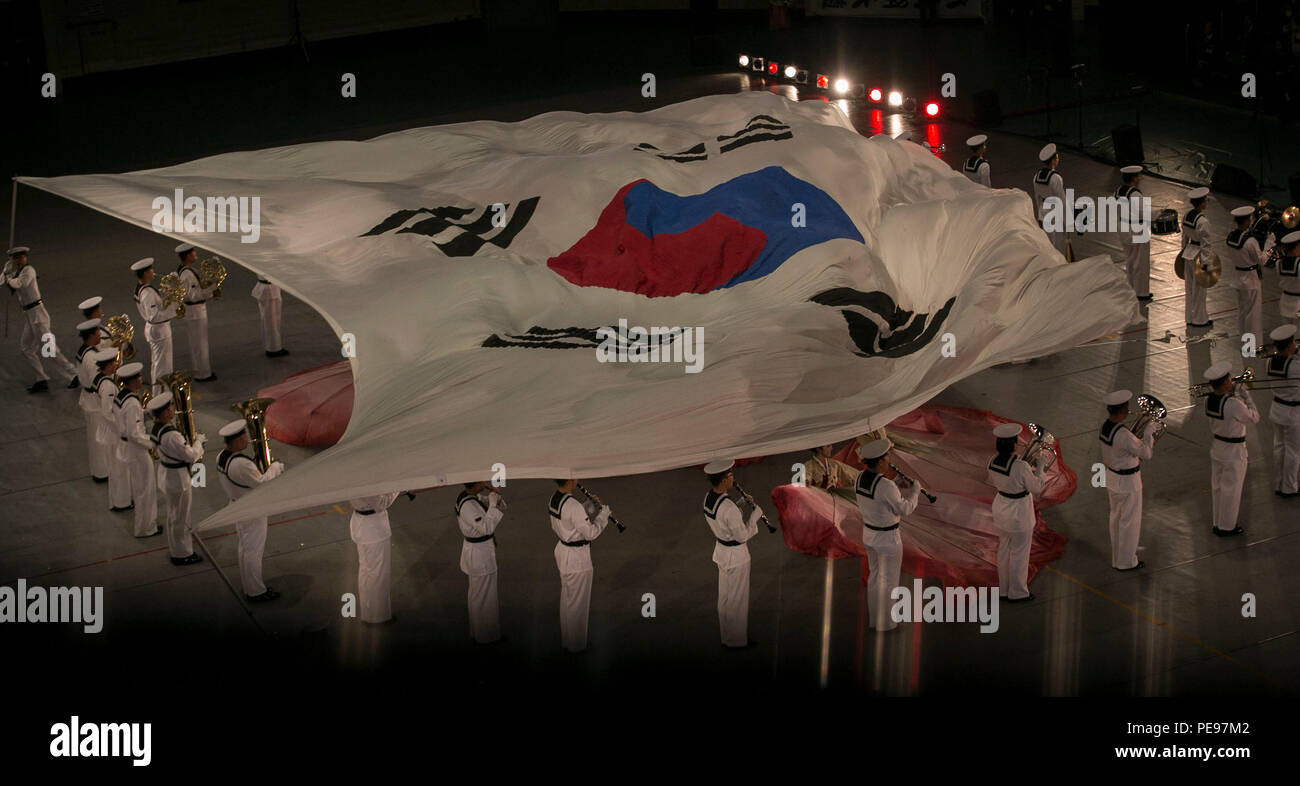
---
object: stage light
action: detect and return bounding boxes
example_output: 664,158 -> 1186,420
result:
833,78 -> 849,95
752,57 -> 765,72
868,87 -> 882,102
794,69 -> 809,84
784,65 -> 797,79
887,91 -> 903,107
850,84 -> 866,98
768,62 -> 779,75
924,101 -> 940,117
739,55 -> 750,67
903,97 -> 917,114
816,74 -> 829,89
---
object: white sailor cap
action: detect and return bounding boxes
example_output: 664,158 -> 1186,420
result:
76,318 -> 102,333
1203,362 -> 1231,382
703,459 -> 735,474
993,423 -> 1022,439
1120,165 -> 1142,174
859,438 -> 892,461
6,246 -> 29,256
219,419 -> 248,439
1188,186 -> 1210,201
1230,205 -> 1255,217
78,296 -> 103,311
93,348 -> 118,365
130,257 -> 154,272
174,243 -> 194,254
146,391 -> 173,412
1104,389 -> 1133,406
115,361 -> 144,379
1282,231 -> 1300,245
1270,324 -> 1298,342
966,134 -> 987,147
1038,143 -> 1057,162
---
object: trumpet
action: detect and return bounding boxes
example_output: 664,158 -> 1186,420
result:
1020,422 -> 1058,470
732,482 -> 776,533
232,397 -> 276,471
103,314 -> 136,362
889,462 -> 937,504
1130,394 -> 1168,443
576,482 -> 625,533
198,256 -> 227,299
157,271 -> 187,318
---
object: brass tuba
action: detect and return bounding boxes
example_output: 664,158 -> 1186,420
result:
160,370 -> 198,444
157,271 -> 187,318
103,314 -> 137,362
232,397 -> 276,471
1130,394 -> 1167,443
198,256 -> 227,300
1020,422 -> 1058,470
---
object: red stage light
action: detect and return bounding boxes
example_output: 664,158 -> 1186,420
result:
768,62 -> 778,74
868,88 -> 882,102
924,102 -> 940,117
816,74 -> 829,89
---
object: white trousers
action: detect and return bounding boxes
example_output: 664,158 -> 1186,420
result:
996,529 -> 1033,598
160,468 -> 193,558
123,448 -> 157,535
183,305 -> 211,377
467,572 -> 501,644
17,307 -> 74,381
108,440 -> 133,509
145,322 -> 172,393
356,538 -> 392,623
83,410 -> 110,478
1210,447 -> 1248,530
1234,276 -> 1262,343
558,569 -> 593,651
1124,241 -> 1151,297
1274,422 -> 1300,494
256,296 -> 283,351
863,530 -> 902,631
1106,477 -> 1143,569
717,561 -> 750,647
1184,266 -> 1209,324
235,518 -> 268,596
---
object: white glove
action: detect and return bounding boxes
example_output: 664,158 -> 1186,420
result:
490,491 -> 507,511
599,504 -> 611,520
265,460 -> 286,479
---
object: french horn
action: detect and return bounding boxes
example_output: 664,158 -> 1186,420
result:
103,314 -> 136,362
157,272 -> 187,318
198,256 -> 227,300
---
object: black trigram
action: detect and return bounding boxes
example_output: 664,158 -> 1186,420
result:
634,142 -> 707,163
810,288 -> 956,359
481,325 -> 685,352
633,114 -> 793,163
360,197 -> 540,257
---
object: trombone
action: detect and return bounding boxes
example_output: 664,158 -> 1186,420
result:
1187,368 -> 1292,400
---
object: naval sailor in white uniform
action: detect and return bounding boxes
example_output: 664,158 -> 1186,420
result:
75,319 -> 110,483
987,423 -> 1047,600
4,246 -> 77,392
131,258 -> 181,394
456,481 -> 507,644
173,243 -> 218,381
1032,143 -> 1070,257
1179,187 -> 1213,327
216,419 -> 286,602
855,438 -> 920,631
91,349 -> 127,508
252,277 -> 289,357
702,459 -> 764,649
1223,205 -> 1264,344
549,479 -> 611,652
349,491 -> 403,623
1278,231 -> 1300,325
77,296 -> 113,341
1099,390 -> 1157,570
147,392 -> 205,566
112,362 -> 159,537
961,134 -> 991,187
1115,166 -> 1152,300
1202,361 -> 1258,536
1266,324 -> 1300,497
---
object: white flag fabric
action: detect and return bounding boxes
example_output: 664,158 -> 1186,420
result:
19,92 -> 1138,530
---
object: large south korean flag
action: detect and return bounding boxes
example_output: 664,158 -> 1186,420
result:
19,92 -> 1138,528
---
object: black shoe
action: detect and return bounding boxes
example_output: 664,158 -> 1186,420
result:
1136,295 -> 1153,302
26,380 -> 48,393
92,476 -> 108,484
1212,525 -> 1245,537
246,589 -> 281,603
67,376 -> 80,389
1277,491 -> 1299,498
110,504 -> 135,512
170,553 -> 203,566
265,349 -> 290,358
137,528 -> 162,538
1006,593 -> 1036,603
723,640 -> 759,649
195,374 -> 217,382
1187,321 -> 1213,328
1114,561 -> 1145,571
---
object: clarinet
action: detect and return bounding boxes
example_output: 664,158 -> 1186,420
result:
889,462 -> 937,503
576,483 -> 625,533
732,482 -> 777,533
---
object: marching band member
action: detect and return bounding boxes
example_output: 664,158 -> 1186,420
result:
113,362 -> 159,537
987,424 -> 1046,599
804,444 -> 858,496
1180,187 -> 1213,327
75,319 -> 109,482
1266,324 -> 1300,497
4,246 -> 77,392
855,438 -> 918,631
348,491 -> 403,623
148,392 -> 205,566
702,460 -> 764,649
1279,231 -> 1300,325
77,296 -> 113,342
1116,166 -> 1152,300
1223,205 -> 1264,344
95,350 -> 132,512
252,277 -> 289,357
549,478 -> 611,652
456,481 -> 506,644
1203,361 -> 1258,536
174,243 -> 218,381
1032,143 -> 1069,256
962,134 -> 991,187
216,421 -> 285,601
1099,391 -> 1156,570
131,258 -> 181,394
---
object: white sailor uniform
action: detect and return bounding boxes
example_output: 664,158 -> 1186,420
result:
456,488 -> 505,643
1222,228 -> 1264,342
703,488 -> 762,647
135,281 -> 180,392
176,263 -> 216,378
1279,253 -> 1300,323
1099,419 -> 1155,569
1206,390 -> 1259,531
1266,353 -> 1300,494
1115,183 -> 1151,297
114,387 -> 157,535
216,450 -> 285,597
3,262 -> 76,382
962,155 -> 991,187
1180,208 -> 1212,325
986,452 -> 1044,597
855,469 -> 919,631
152,419 -> 203,559
349,492 -> 402,623
99,373 -> 131,509
1033,166 -> 1069,255
549,489 -> 610,652
251,278 -> 283,352
77,346 -> 110,479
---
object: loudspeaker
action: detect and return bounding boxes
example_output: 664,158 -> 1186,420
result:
1289,172 -> 1300,206
972,90 -> 1001,127
1110,124 -> 1144,166
1210,164 -> 1258,199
